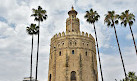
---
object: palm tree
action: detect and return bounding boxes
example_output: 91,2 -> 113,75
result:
121,72 -> 137,81
26,23 -> 39,81
120,10 -> 136,55
104,11 -> 127,80
31,6 -> 47,81
84,8 -> 104,81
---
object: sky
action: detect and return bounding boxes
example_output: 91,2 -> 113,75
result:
0,0 -> 137,81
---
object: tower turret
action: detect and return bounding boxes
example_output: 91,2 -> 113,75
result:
66,6 -> 80,34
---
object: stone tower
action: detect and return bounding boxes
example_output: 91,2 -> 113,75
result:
48,7 -> 98,81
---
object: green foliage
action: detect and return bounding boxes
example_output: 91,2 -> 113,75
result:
26,23 -> 39,35
31,6 -> 47,22
120,10 -> 135,27
28,6 -> 47,81
85,8 -> 104,81
120,72 -> 137,81
26,23 -> 39,81
104,11 -> 119,27
84,8 -> 100,24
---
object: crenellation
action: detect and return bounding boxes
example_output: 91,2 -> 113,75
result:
89,34 -> 94,40
58,33 -> 61,37
85,32 -> 88,37
51,31 -> 94,44
82,31 -> 84,36
55,34 -> 58,38
89,34 -> 92,37
62,32 -> 65,36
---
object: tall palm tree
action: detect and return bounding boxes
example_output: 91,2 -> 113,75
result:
104,11 -> 127,80
31,6 -> 47,81
121,72 -> 137,81
84,8 -> 104,81
120,10 -> 136,55
26,23 -> 39,81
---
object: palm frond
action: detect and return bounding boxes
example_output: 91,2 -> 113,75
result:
31,6 -> 47,22
90,8 -> 93,12
84,8 -> 100,24
120,10 -> 135,27
104,11 -> 119,27
129,21 -> 133,26
115,20 -> 119,24
26,23 -> 39,35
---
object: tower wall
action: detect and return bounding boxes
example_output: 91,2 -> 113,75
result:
48,32 -> 98,81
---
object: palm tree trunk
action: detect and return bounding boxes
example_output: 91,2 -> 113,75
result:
35,21 -> 40,81
113,25 -> 127,81
93,23 -> 104,81
30,35 -> 34,81
129,26 -> 137,55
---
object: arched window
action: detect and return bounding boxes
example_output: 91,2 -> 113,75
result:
70,42 -> 72,46
59,51 -> 61,56
83,43 -> 84,46
75,42 -> 77,46
87,44 -> 88,46
71,71 -> 76,80
49,74 -> 51,81
85,51 -> 87,56
62,43 -> 64,46
72,50 -> 74,54
72,29 -> 74,32
72,15 -> 74,18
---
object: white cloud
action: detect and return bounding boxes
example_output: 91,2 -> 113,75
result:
126,32 -> 137,40
98,46 -> 137,81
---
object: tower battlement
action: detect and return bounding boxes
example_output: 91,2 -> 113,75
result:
51,31 -> 94,42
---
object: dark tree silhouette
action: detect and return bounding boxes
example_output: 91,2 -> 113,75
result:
121,72 -> 137,81
26,23 -> 39,81
120,10 -> 136,55
84,8 -> 104,81
31,6 -> 47,81
104,11 -> 127,81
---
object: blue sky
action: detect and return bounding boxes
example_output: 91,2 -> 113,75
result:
0,0 -> 137,81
